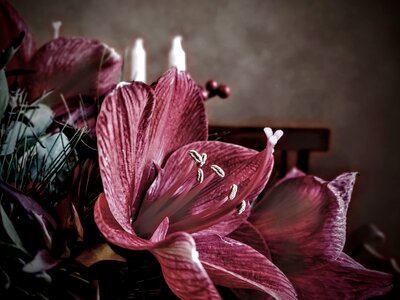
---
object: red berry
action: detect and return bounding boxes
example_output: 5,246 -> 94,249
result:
217,84 -> 231,99
205,80 -> 218,92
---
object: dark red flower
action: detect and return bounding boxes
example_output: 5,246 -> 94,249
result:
94,68 -> 297,299
248,169 -> 393,299
0,0 -> 122,128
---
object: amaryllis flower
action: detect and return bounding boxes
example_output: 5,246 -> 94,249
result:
94,68 -> 297,299
0,0 -> 122,127
247,168 -> 393,299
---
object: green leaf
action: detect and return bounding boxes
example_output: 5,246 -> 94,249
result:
0,68 -> 9,121
0,265 -> 10,290
0,203 -> 24,250
1,104 -> 54,156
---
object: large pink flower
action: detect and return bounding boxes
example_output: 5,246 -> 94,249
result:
94,68 -> 297,299
248,169 -> 393,299
0,0 -> 122,126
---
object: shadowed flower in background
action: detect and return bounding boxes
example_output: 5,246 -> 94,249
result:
94,68 -> 297,299
0,178 -> 100,299
245,168 -> 393,299
0,0 -> 122,135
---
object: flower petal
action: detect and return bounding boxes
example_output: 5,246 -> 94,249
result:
96,82 -> 155,231
142,139 -> 273,236
272,167 -> 305,187
195,235 -> 297,300
94,193 -> 152,250
23,249 -> 59,273
289,253 -> 393,299
250,173 -> 357,272
0,0 -> 35,70
0,180 -> 56,228
146,68 -> 208,167
151,232 -> 221,300
24,37 -> 121,101
228,221 -> 271,259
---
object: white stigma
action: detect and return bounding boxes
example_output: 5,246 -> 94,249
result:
269,135 -> 278,146
264,127 -> 273,139
264,127 -> 284,150
229,184 -> 238,200
274,129 -> 284,140
189,150 -> 202,164
237,200 -> 246,215
211,165 -> 225,177
199,153 -> 207,167
197,168 -> 204,183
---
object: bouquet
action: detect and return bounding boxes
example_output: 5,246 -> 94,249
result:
0,0 -> 393,299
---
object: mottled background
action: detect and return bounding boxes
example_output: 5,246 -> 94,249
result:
10,0 -> 400,258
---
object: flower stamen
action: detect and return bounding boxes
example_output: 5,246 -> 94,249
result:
229,184 -> 238,200
211,164 -> 225,177
197,168 -> 204,183
189,150 -> 202,164
199,153 -> 207,167
236,200 -> 246,215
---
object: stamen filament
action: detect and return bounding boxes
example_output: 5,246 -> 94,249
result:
135,173 -> 214,238
169,146 -> 272,234
134,164 -> 193,226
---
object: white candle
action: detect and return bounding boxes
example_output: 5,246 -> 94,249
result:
169,35 -> 186,71
130,38 -> 146,82
52,21 -> 62,39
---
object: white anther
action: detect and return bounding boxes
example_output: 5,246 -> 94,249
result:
197,168 -> 204,183
264,127 -> 273,139
237,200 -> 246,215
211,164 -> 225,177
229,184 -> 238,200
189,150 -> 202,163
199,153 -> 207,167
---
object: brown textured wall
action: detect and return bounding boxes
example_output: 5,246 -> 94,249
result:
9,0 -> 400,258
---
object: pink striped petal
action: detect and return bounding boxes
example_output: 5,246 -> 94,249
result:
97,82 -> 155,231
141,140 -> 273,237
94,193 -> 152,250
146,68 -> 208,167
0,0 -> 35,70
250,173 -> 357,272
273,167 -> 305,187
195,235 -> 297,300
290,253 -> 393,299
24,37 -> 121,101
228,221 -> 271,259
152,233 -> 221,300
